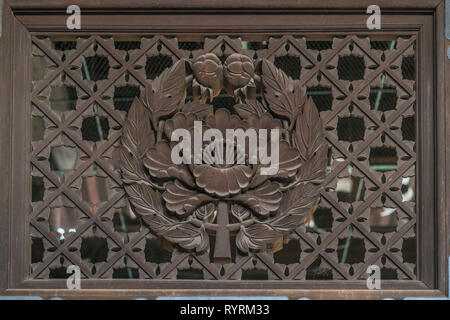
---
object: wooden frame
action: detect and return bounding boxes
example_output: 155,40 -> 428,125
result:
0,0 -> 447,299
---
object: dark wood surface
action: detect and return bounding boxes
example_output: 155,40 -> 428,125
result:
7,0 -> 445,10
0,0 -> 447,299
0,3 -> 13,293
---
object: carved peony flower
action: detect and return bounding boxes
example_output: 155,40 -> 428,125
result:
121,55 -> 327,257
145,107 -> 299,215
193,164 -> 253,198
191,109 -> 252,198
192,53 -> 223,101
203,108 -> 245,137
224,53 -> 255,100
238,111 -> 302,189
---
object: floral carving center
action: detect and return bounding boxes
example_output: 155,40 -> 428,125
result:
119,52 -> 327,263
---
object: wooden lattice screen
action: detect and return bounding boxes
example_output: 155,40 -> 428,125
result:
0,1 -> 447,300
29,34 -> 417,281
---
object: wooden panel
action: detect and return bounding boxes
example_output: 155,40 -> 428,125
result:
435,0 -> 448,294
24,33 -> 420,285
0,2 -> 13,294
14,13 -> 433,33
7,0 -> 445,10
4,287 -> 447,300
0,1 -> 447,299
10,8 -> 31,288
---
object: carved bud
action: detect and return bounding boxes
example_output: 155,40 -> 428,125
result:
192,53 -> 223,99
224,53 -> 255,90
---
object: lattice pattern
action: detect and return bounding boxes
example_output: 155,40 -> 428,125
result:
30,35 -> 416,281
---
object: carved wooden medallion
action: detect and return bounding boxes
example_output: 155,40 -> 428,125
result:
119,53 -> 327,263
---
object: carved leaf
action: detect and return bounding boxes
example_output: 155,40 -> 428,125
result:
124,183 -> 163,217
293,97 -> 325,161
236,225 -> 283,253
274,141 -> 302,179
194,203 -> 216,221
279,182 -> 321,218
232,181 -> 282,217
236,183 -> 319,253
120,146 -> 148,185
146,59 -> 186,128
231,204 -> 251,222
120,98 -> 155,184
261,60 -> 306,128
181,100 -> 213,119
292,96 -> 327,184
233,99 -> 265,119
236,202 -> 310,253
144,141 -> 195,187
122,98 -> 155,158
296,143 -> 328,184
163,180 -> 215,217
142,215 -> 209,253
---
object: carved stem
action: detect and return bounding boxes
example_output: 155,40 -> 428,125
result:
283,120 -> 291,142
213,201 -> 232,264
157,120 -> 164,142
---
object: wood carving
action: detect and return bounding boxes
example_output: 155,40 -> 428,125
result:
30,34 -> 418,283
119,53 -> 327,263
